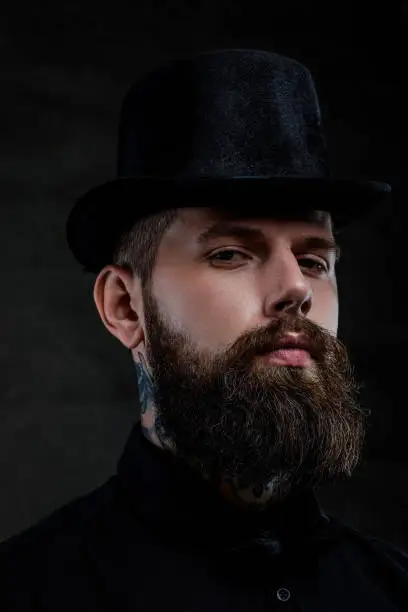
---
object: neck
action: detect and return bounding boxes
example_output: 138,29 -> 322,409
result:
134,353 -> 167,450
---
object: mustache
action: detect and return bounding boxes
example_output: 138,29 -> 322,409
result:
225,315 -> 338,366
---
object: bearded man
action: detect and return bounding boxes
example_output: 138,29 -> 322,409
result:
1,49 -> 407,611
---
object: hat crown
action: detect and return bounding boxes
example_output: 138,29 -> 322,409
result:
117,48 -> 329,180
65,48 -> 391,276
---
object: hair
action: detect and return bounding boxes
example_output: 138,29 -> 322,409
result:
112,208 -> 179,289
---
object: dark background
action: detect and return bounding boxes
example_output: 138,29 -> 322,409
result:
1,2 -> 405,547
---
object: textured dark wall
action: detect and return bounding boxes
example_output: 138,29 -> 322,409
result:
1,2 -> 405,547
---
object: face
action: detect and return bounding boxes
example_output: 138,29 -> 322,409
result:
95,206 -> 367,508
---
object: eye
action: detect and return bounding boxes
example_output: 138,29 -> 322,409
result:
207,249 -> 250,265
208,250 -> 329,272
298,258 -> 329,274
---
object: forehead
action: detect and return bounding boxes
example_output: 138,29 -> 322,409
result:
177,206 -> 333,233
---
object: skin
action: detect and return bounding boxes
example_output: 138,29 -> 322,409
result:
93,206 -> 366,511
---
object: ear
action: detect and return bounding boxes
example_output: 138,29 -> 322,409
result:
93,265 -> 145,350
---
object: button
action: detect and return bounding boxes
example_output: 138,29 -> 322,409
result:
276,587 -> 291,602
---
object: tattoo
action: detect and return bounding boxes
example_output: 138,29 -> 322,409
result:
134,352 -> 154,416
134,352 -> 157,441
221,477 -> 270,508
252,483 -> 266,499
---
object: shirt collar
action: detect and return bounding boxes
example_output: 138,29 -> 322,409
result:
116,421 -> 338,559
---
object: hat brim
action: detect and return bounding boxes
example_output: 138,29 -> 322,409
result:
66,176 -> 392,273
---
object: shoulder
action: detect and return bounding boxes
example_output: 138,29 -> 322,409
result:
1,475 -> 119,552
0,476 -> 121,608
328,515 -> 408,575
366,534 -> 408,570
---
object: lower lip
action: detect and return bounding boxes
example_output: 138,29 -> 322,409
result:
260,349 -> 311,366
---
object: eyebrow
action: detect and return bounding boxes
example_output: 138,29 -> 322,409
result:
197,222 -> 341,262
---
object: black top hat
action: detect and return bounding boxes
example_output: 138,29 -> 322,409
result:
66,48 -> 391,274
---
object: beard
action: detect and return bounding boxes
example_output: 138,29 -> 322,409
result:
140,283 -> 368,507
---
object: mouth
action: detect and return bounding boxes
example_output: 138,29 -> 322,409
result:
256,335 -> 315,367
259,348 -> 312,367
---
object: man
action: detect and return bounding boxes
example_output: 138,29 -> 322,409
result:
1,49 -> 407,611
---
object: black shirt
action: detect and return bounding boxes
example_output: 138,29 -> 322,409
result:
1,421 -> 408,611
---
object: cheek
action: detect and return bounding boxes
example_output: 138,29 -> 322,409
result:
310,281 -> 339,335
153,268 -> 261,351
152,264 -> 339,349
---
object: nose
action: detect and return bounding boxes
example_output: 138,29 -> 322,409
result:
264,252 -> 313,318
